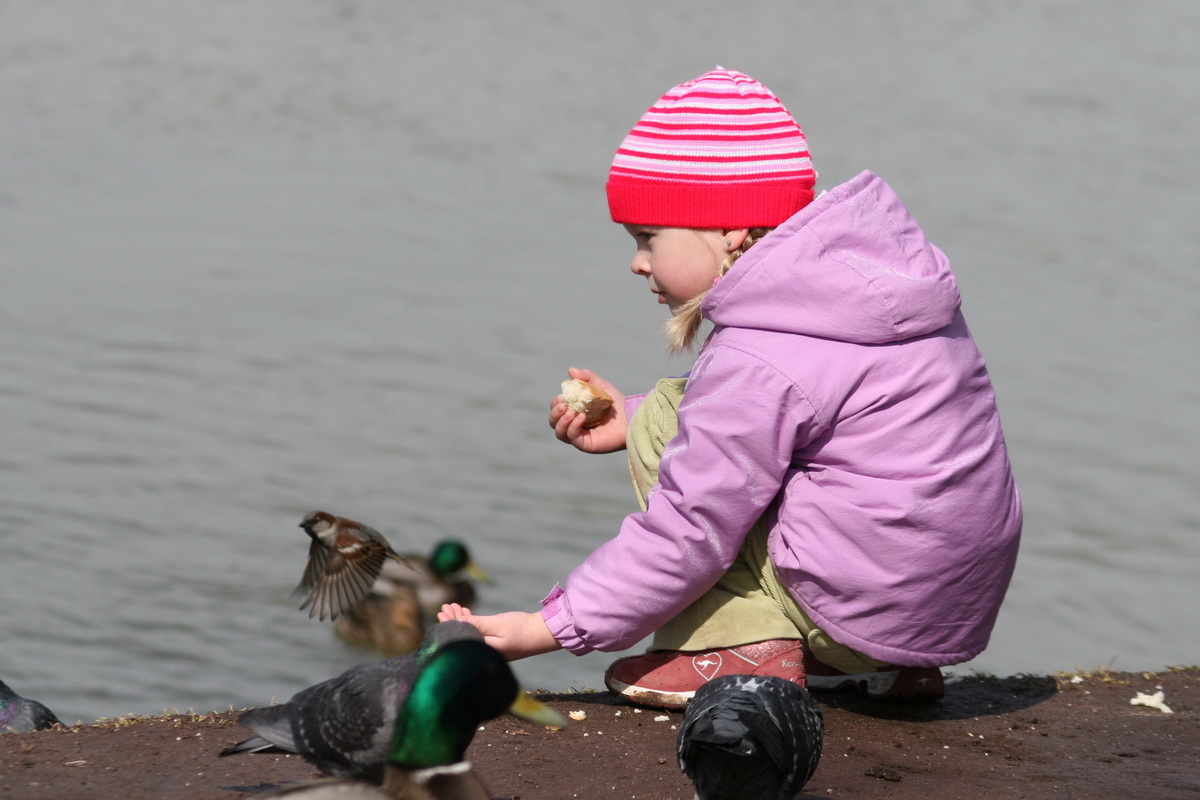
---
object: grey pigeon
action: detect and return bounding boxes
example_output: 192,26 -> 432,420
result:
219,620 -> 481,781
678,675 -> 824,800
0,679 -> 62,733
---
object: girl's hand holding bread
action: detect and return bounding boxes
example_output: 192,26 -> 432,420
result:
550,368 -> 627,453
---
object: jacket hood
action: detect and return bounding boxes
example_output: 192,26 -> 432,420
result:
704,171 -> 961,344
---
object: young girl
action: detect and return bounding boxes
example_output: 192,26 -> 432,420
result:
441,68 -> 1022,710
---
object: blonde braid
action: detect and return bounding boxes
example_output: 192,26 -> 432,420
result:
664,227 -> 773,354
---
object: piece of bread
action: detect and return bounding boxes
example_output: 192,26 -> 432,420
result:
560,379 -> 613,428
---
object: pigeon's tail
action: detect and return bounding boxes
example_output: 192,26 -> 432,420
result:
221,704 -> 300,756
219,735 -> 278,757
26,700 -> 63,731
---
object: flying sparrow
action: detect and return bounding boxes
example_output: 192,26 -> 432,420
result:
295,510 -> 411,622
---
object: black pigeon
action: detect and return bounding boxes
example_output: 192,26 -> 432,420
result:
0,679 -> 62,733
678,675 -> 824,800
220,621 -> 481,781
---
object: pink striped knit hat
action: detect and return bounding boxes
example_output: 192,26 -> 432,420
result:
607,68 -> 816,229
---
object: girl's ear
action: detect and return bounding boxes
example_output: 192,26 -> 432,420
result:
723,229 -> 750,251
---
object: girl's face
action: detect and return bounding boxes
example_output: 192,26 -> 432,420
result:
623,225 -> 731,315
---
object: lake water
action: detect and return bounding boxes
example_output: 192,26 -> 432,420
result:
3,0 -> 1198,723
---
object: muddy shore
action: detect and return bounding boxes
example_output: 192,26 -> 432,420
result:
2,668 -> 1196,799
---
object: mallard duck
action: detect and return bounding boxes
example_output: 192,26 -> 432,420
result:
334,541 -> 489,657
221,621 -> 561,784
333,579 -> 425,657
677,675 -> 824,800
1,679 -> 62,733
406,540 -> 489,616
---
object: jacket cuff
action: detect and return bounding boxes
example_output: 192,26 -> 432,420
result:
540,585 -> 593,655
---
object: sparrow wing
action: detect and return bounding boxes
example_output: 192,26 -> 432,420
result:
300,539 -> 389,621
354,523 -> 412,569
295,537 -> 331,596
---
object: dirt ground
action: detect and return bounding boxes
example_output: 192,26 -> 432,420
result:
1,667 -> 1196,799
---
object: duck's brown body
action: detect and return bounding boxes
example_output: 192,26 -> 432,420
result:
333,544 -> 483,656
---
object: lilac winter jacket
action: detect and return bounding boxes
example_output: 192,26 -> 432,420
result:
542,171 -> 1022,667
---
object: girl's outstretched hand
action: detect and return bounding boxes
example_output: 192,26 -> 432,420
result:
437,604 -> 561,661
550,367 -> 627,453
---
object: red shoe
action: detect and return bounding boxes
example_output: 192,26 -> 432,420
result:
804,654 -> 944,700
604,639 -> 806,711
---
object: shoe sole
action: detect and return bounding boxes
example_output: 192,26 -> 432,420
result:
604,674 -> 693,711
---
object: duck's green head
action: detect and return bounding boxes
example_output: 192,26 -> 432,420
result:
389,639 -> 565,769
428,540 -> 489,583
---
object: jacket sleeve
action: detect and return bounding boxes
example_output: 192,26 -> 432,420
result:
541,343 -> 823,653
624,392 -> 646,420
